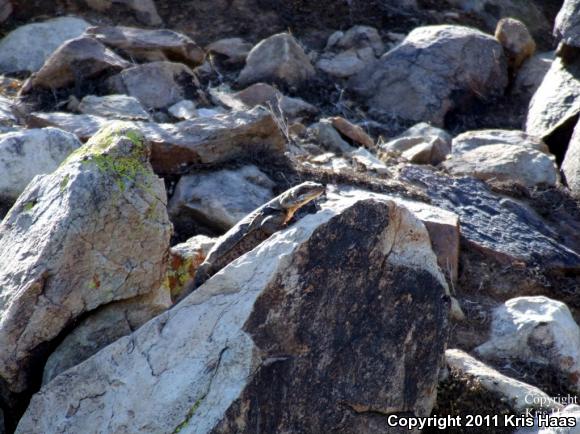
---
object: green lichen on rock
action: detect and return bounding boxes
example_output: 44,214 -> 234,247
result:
172,395 -> 206,434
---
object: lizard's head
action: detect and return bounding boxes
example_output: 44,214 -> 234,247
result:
279,182 -> 325,221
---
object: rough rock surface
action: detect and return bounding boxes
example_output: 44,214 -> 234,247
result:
399,166 -> 580,272
206,38 -> 252,65
85,26 -> 205,67
382,136 -> 451,165
525,57 -> 580,140
0,128 -> 82,201
15,196 -> 449,434
106,61 -> 197,109
451,129 -> 549,156
78,94 -> 150,121
0,95 -> 17,133
168,100 -> 197,120
512,52 -> 554,100
27,112 -> 109,139
494,17 -> 536,72
442,144 -> 559,188
562,119 -> 580,197
168,165 -> 275,232
330,117 -> 375,149
25,37 -> 131,91
308,120 -> 355,154
476,296 -> 580,392
238,33 -> 315,88
0,17 -> 89,74
0,123 -> 171,397
555,0 -> 580,48
348,25 -> 508,126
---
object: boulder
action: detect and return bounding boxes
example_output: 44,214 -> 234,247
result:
562,119 -> 580,196
0,17 -> 89,74
399,166 -> 580,272
330,117 -> 375,149
28,107 -> 286,174
15,195 -> 449,434
0,128 -> 82,201
348,25 -> 508,126
84,0 -> 162,26
512,52 -> 554,100
84,26 -> 205,67
168,165 -> 275,232
475,296 -> 580,392
164,235 -> 216,303
494,17 -> 536,72
24,37 -> 130,91
106,61 -> 197,109
42,288 -> 172,385
0,123 -> 172,397
452,129 -> 549,155
442,144 -> 559,188
238,33 -> 315,88
525,57 -> 580,140
78,95 -> 150,121
168,100 -> 197,120
445,349 -> 563,414
206,37 -> 252,65
555,0 -> 580,48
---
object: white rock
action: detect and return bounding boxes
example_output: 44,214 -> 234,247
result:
168,100 -> 198,120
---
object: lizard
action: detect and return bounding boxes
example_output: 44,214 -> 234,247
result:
187,181 -> 325,293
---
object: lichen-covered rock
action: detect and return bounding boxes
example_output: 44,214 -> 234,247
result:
348,25 -> 508,126
494,18 -> 536,72
85,26 -> 205,67
0,128 -> 82,201
442,144 -> 559,188
106,61 -> 197,109
562,118 -> 580,197
15,195 -> 449,434
238,33 -> 315,88
452,129 -> 549,156
0,17 -> 89,74
555,0 -> 580,48
475,296 -> 580,393
168,165 -> 275,232
0,123 -> 172,397
78,95 -> 150,121
23,37 -> 130,91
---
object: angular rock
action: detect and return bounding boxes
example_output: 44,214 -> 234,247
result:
15,195 -> 449,434
445,349 -> 563,413
25,37 -> 130,91
512,52 -> 554,100
168,165 -> 275,232
349,25 -> 508,126
0,123 -> 171,396
317,48 -> 376,79
495,18 -> 536,72
349,148 -> 390,175
308,120 -> 355,154
238,33 -> 315,88
168,100 -> 197,120
452,129 -> 549,155
382,136 -> 451,165
555,0 -> 580,48
442,144 -> 559,188
207,37 -> 252,64
399,166 -> 580,271
0,17 -> 89,74
525,57 -> 580,140
164,235 -> 216,302
43,288 -> 172,385
85,26 -> 205,67
563,119 -> 580,196
78,95 -> 150,121
398,122 -> 452,143
106,61 -> 197,109
84,0 -> 162,26
0,128 -> 82,201
28,108 -> 286,174
331,116 -> 375,149
476,296 -> 580,392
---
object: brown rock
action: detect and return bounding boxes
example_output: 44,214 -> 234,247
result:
495,18 -> 536,72
330,116 -> 375,149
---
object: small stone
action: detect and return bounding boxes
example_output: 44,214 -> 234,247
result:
168,100 -> 197,120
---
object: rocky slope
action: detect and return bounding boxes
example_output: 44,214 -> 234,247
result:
1,0 -> 580,433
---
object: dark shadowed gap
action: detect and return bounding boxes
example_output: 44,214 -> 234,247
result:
544,114 -> 579,167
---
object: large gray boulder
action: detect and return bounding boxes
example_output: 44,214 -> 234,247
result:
0,17 -> 89,74
0,123 -> 172,397
0,128 -> 82,201
348,25 -> 508,126
16,194 -> 449,434
555,0 -> 580,48
452,129 -> 549,156
238,33 -> 315,88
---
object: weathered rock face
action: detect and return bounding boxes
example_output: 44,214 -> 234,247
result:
555,0 -> 580,48
84,0 -> 162,26
348,25 -> 508,126
15,196 -> 449,434
525,57 -> 580,140
106,61 -> 197,109
494,17 -> 536,72
0,128 -> 82,201
0,17 -> 89,74
84,26 -> 205,67
442,144 -> 559,188
238,33 -> 315,88
399,166 -> 580,273
0,123 -> 171,398
78,94 -> 150,121
25,37 -> 131,91
562,119 -> 580,197
475,296 -> 580,392
0,95 -> 17,133
512,51 -> 554,100
452,129 -> 549,156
